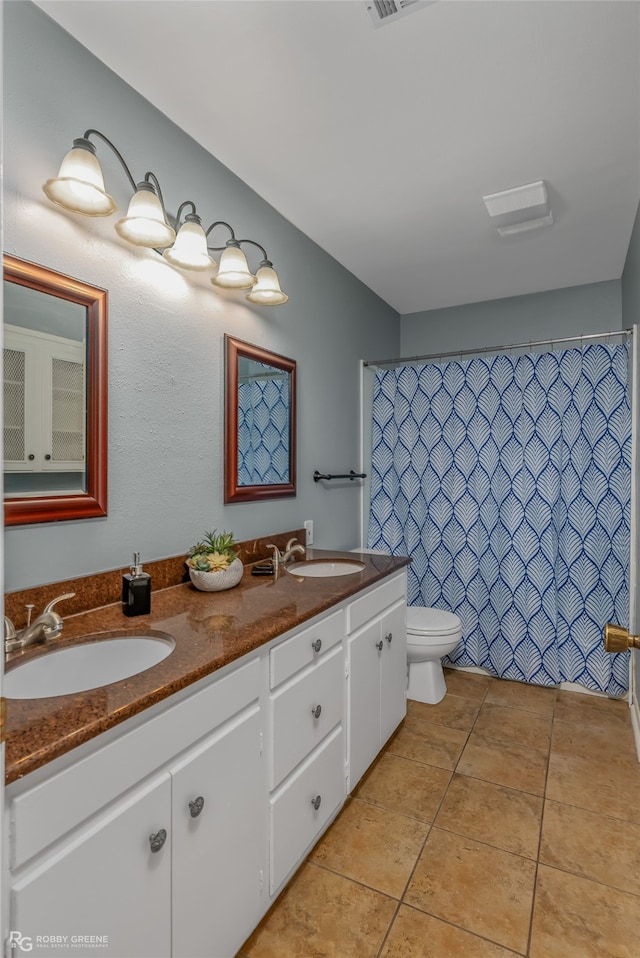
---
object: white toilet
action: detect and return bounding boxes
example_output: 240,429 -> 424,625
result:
406,606 -> 462,705
353,547 -> 463,705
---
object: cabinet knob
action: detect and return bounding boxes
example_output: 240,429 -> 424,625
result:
149,828 -> 167,853
188,796 -> 205,818
386,632 -> 393,644
311,704 -> 322,720
28,454 -> 35,461
376,640 -> 384,652
44,454 -> 52,461
311,638 -> 322,654
311,795 -> 322,811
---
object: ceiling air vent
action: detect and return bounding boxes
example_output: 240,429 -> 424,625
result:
364,0 -> 436,29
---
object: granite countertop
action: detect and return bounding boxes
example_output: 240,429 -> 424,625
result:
5,549 -> 410,786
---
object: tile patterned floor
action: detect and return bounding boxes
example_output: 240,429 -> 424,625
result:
239,669 -> 640,957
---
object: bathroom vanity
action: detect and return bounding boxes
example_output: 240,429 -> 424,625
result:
4,550 -> 409,958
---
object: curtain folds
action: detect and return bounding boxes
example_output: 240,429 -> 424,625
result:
368,344 -> 631,695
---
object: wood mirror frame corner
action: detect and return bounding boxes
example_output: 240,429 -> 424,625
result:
3,254 -> 108,526
224,335 -> 296,503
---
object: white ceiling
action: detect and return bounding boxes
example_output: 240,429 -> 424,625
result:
34,0 -> 640,315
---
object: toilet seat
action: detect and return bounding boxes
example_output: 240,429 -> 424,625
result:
407,606 -> 461,637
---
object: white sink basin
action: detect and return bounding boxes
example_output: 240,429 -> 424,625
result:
286,559 -> 366,577
5,633 -> 176,699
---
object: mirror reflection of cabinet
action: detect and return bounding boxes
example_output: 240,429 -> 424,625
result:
3,255 -> 108,526
4,324 -> 86,480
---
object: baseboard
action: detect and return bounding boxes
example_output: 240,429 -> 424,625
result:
631,696 -> 640,763
449,663 -> 640,762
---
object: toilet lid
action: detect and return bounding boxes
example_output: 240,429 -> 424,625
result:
407,606 -> 462,637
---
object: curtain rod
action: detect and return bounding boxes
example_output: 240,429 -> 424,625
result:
364,328 -> 633,369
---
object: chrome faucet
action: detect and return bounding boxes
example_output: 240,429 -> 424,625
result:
5,593 -> 76,654
266,537 -> 306,570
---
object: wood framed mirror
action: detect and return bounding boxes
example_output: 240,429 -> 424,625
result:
224,335 -> 296,503
3,254 -> 108,525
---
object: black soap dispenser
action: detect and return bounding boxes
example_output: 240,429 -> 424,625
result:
122,552 -> 151,617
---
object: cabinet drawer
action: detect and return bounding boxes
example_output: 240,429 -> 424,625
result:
347,572 -> 406,634
270,726 -> 345,894
270,646 -> 344,788
270,608 -> 345,688
9,656 -> 260,869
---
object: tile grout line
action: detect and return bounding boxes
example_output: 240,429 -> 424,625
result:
373,683 -> 489,958
373,680 -> 495,956
525,689 -> 557,957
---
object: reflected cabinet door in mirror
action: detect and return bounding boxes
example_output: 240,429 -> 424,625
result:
225,336 -> 296,503
3,255 -> 108,525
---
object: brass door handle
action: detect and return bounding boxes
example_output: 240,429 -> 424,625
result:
604,623 -> 640,652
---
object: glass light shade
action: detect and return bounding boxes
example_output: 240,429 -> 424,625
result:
246,264 -> 289,305
211,245 -> 256,289
163,220 -> 216,271
43,146 -> 116,216
114,187 -> 176,248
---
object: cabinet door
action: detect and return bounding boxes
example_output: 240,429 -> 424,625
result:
11,774 -> 171,958
380,601 -> 408,745
348,620 -> 383,789
42,340 -> 86,471
3,336 -> 39,471
171,707 -> 265,958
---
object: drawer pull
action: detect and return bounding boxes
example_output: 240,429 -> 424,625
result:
188,796 -> 205,818
376,640 -> 384,652
311,638 -> 322,654
149,829 -> 167,853
311,795 -> 322,811
386,632 -> 393,644
311,704 -> 322,720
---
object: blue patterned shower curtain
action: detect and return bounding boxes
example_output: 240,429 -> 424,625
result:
368,344 -> 631,695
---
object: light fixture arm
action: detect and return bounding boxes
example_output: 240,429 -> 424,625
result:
174,200 -> 199,229
83,128 -> 138,193
206,229 -> 270,266
237,238 -> 269,263
205,220 -> 238,252
141,171 -> 170,219
84,130 -> 169,220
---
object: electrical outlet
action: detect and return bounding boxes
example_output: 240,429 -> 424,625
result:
304,519 -> 314,546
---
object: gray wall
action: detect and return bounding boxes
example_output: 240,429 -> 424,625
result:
3,2 -> 400,591
400,280 -> 622,357
622,200 -> 640,329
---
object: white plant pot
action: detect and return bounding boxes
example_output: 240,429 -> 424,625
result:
188,557 -> 244,592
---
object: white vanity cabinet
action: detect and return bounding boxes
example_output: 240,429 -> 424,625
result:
6,568 -> 409,958
6,657 -> 265,958
268,609 -> 347,894
347,572 -> 408,790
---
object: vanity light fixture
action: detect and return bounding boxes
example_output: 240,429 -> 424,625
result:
43,129 -> 289,305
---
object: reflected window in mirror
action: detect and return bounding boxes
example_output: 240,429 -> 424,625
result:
225,336 -> 296,503
3,255 -> 108,525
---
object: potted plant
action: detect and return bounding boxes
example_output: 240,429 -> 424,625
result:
186,530 -> 244,592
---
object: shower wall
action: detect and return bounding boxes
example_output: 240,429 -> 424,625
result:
401,279 -> 623,357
